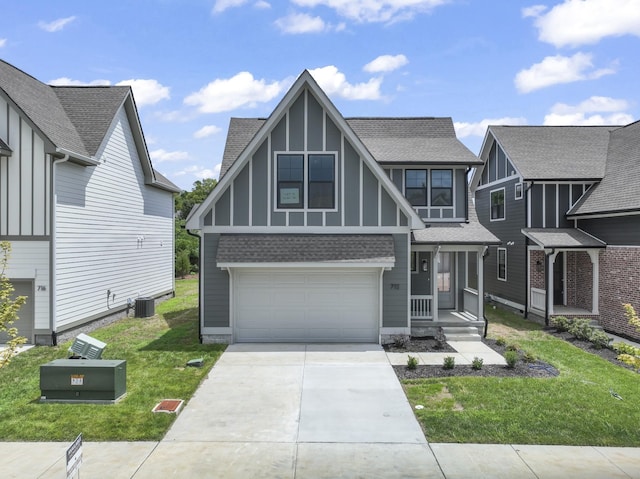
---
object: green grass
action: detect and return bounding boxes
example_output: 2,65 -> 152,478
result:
0,279 -> 225,442
403,305 -> 640,446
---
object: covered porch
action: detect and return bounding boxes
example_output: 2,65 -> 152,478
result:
523,228 -> 605,323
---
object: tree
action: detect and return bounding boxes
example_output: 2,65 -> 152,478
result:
176,250 -> 191,279
0,241 -> 27,368
175,178 -> 217,276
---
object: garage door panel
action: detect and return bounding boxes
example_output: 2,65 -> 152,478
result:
234,269 -> 379,343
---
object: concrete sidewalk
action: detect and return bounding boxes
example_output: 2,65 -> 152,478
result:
3,343 -> 640,478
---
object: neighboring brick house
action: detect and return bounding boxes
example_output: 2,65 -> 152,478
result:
186,70 -> 499,345
471,122 -> 640,340
0,59 -> 180,345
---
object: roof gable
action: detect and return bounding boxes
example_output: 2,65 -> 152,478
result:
188,70 -> 424,230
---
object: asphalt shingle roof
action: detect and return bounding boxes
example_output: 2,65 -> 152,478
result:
216,234 -> 396,264
521,228 -> 606,248
568,120 -> 640,216
219,117 -> 479,178
490,125 -> 618,180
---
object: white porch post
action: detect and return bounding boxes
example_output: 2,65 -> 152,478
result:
477,247 -> 485,319
547,250 -> 558,316
432,248 -> 440,318
588,250 -> 600,315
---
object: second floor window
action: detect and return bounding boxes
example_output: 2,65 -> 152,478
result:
277,154 -> 304,208
431,170 -> 453,206
405,170 -> 427,206
490,188 -> 505,220
308,154 -> 335,209
277,153 -> 336,209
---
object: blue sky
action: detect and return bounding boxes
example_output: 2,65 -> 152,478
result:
1,0 -> 639,190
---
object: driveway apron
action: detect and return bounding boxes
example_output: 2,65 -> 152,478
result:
137,343 -> 443,478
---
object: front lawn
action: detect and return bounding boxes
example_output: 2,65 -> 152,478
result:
403,306 -> 640,446
0,279 -> 225,442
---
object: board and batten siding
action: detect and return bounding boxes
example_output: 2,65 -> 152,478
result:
2,240 -> 50,331
205,88 -> 408,229
202,233 -> 230,328
0,97 -> 51,237
382,233 -> 409,328
530,183 -> 594,229
54,107 -> 174,330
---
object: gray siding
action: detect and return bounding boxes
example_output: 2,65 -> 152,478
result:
544,185 -> 556,227
251,141 -> 268,225
288,92 -> 304,151
381,188 -> 396,226
410,252 -> 431,295
215,189 -> 231,226
531,184 -> 543,227
362,164 -> 378,226
457,252 -> 466,310
307,93 -> 324,151
476,176 -> 526,305
455,169 -> 466,218
233,163 -> 249,226
203,233 -> 230,328
579,216 -> 640,245
383,233 -> 409,327
344,140 -> 360,226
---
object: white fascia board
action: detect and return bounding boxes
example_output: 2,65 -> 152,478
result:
218,261 -> 395,269
470,128 -> 493,192
56,147 -> 99,167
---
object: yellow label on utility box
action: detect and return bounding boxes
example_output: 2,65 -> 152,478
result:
70,375 -> 84,386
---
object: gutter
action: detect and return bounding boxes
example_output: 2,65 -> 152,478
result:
50,153 -> 70,345
482,246 -> 489,338
186,228 -> 203,343
464,167 -> 471,223
55,147 -> 99,167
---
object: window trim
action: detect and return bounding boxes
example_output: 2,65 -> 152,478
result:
405,169 -> 428,207
497,247 -> 507,282
515,182 -> 523,200
430,169 -> 453,207
274,151 -> 338,212
490,187 -> 506,221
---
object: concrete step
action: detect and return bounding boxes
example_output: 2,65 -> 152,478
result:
442,326 -> 482,342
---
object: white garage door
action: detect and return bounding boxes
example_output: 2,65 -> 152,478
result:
234,269 -> 379,343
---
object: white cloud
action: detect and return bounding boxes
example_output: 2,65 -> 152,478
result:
49,77 -> 111,86
150,149 -> 189,163
193,125 -> 222,139
527,0 -> 640,47
175,164 -> 220,180
363,54 -> 408,73
212,0 -> 249,13
454,117 -> 528,138
309,66 -> 382,100
291,0 -> 446,23
116,79 -> 170,106
275,13 -> 328,33
0,38 -> 6,48
514,52 -> 615,93
184,72 -> 288,113
543,95 -> 634,125
38,16 -> 77,32
522,5 -> 547,18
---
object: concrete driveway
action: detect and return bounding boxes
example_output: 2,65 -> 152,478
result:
136,343 -> 443,478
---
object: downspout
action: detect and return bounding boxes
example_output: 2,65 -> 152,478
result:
482,246 -> 489,338
523,181 -> 534,319
464,167 -> 471,223
186,228 -> 203,343
50,154 -> 70,346
544,248 -> 555,326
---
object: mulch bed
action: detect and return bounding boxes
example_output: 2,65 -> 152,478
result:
392,329 -> 639,380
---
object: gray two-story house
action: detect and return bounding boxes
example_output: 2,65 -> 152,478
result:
186,71 -> 499,344
471,123 -> 640,340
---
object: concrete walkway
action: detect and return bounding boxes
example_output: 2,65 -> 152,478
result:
3,343 -> 640,478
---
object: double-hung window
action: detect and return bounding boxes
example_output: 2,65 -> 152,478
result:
497,248 -> 507,281
490,188 -> 505,220
277,153 -> 335,209
431,170 -> 453,206
405,170 -> 427,206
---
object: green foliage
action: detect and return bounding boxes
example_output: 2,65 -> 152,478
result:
407,355 -> 418,370
613,342 -> 640,356
175,250 -> 191,278
471,357 -> 483,370
443,356 -> 455,370
0,242 -> 28,368
589,330 -> 612,350
504,350 -> 518,368
392,335 -> 409,349
613,342 -> 640,372
567,318 -> 594,341
495,336 -> 507,346
506,342 -> 520,352
622,303 -> 640,333
551,316 -> 571,332
617,354 -> 640,371
522,350 -> 537,363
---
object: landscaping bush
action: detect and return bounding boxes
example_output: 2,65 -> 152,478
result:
551,315 -> 571,332
407,355 -> 418,370
443,356 -> 455,369
393,335 -> 409,349
589,330 -> 612,350
567,318 -> 593,341
506,342 -> 520,352
522,350 -> 537,363
471,357 -> 483,370
504,350 -> 518,368
495,336 -> 507,346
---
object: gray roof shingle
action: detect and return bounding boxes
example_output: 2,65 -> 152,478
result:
0,137 -> 11,155
521,228 -> 606,248
219,117 -> 479,178
216,234 -> 395,264
568,120 -> 640,216
490,125 -> 618,180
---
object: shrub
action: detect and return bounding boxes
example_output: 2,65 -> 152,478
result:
434,328 -> 447,349
443,356 -> 455,369
617,354 -> 640,372
613,343 -> 640,356
407,355 -> 418,370
175,250 -> 191,279
589,330 -> 612,350
471,357 -> 483,370
522,350 -> 537,363
622,303 -> 640,334
551,316 -> 571,332
495,336 -> 506,346
567,318 -> 594,341
392,335 -> 409,349
506,342 -> 520,352
504,350 -> 518,369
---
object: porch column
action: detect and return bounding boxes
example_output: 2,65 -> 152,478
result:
432,249 -> 439,317
477,247 -> 485,319
588,250 -> 600,315
547,250 -> 558,317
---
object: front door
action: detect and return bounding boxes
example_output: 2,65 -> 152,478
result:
553,252 -> 565,305
438,252 -> 455,309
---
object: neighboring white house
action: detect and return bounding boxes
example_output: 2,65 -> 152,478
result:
0,59 -> 180,345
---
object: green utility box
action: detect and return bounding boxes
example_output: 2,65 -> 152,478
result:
40,359 -> 126,403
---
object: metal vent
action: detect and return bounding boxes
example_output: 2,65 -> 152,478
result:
135,297 -> 155,318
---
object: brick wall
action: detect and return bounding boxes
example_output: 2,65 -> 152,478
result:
599,247 -> 640,340
530,250 -> 545,289
573,251 -> 593,311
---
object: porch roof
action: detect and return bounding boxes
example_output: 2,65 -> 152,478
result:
521,228 -> 606,249
216,234 -> 395,265
0,137 -> 11,156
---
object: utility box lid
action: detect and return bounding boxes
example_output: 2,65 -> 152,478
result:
68,333 -> 106,359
